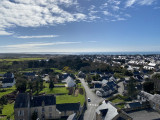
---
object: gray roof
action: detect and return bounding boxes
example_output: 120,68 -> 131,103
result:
14,93 -> 30,108
31,95 -> 56,107
151,94 -> 160,104
67,113 -> 76,120
140,91 -> 154,101
56,103 -> 80,112
96,101 -> 118,120
2,78 -> 14,83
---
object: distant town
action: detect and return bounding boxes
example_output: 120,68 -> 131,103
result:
0,54 -> 160,120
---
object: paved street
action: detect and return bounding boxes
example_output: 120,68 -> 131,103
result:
79,78 -> 104,120
117,81 -> 124,95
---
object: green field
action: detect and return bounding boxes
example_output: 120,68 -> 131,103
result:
50,68 -> 64,73
0,58 -> 46,62
56,94 -> 85,106
116,103 -> 125,109
39,87 -> 68,94
111,98 -> 124,103
0,86 -> 16,98
0,103 -> 14,120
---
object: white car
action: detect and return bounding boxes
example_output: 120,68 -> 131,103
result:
88,98 -> 91,102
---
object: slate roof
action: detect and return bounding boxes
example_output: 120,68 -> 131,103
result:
24,72 -> 36,77
151,94 -> 160,104
31,95 -> 56,107
3,72 -> 14,78
128,102 -> 142,108
14,93 -> 29,108
2,78 -> 14,83
96,101 -> 118,120
56,103 -> 80,112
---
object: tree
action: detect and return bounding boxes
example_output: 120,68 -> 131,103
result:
31,111 -> 38,120
16,77 -> 27,92
0,96 -> 8,105
86,75 -> 92,83
143,81 -> 154,93
49,80 -> 54,90
127,77 -> 137,98
152,74 -> 160,92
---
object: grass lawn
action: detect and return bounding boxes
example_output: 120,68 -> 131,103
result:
116,103 -> 125,109
50,68 -> 64,73
111,98 -> 124,103
0,86 -> 16,98
0,103 -> 14,120
39,87 -> 68,94
56,93 -> 85,106
0,58 -> 46,62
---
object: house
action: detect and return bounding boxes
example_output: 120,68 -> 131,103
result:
3,72 -> 14,78
43,75 -> 50,82
14,93 -> 80,120
67,113 -> 76,120
2,78 -> 16,88
138,91 -> 160,113
62,76 -> 76,87
95,79 -> 118,97
96,100 -> 132,120
77,71 -> 86,78
23,72 -> 36,78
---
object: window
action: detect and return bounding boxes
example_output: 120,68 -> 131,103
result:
42,107 -> 45,112
18,110 -> 24,116
49,107 -> 52,112
49,113 -> 52,118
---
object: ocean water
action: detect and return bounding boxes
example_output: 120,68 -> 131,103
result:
29,52 -> 160,55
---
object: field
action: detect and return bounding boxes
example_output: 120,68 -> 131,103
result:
50,68 -> 64,73
56,94 -> 85,106
0,103 -> 14,120
0,58 -> 46,62
39,87 -> 68,94
110,98 -> 124,103
41,82 -> 85,106
0,86 -> 16,98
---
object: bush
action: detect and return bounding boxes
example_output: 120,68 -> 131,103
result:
79,88 -> 84,95
68,87 -> 74,95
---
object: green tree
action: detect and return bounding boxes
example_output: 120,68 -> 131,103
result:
86,75 -> 92,83
16,77 -> 27,92
143,81 -> 154,93
31,111 -> 38,120
152,74 -> 160,92
127,77 -> 137,98
49,79 -> 54,90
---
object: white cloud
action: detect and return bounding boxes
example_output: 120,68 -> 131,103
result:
0,30 -> 13,35
126,0 -> 156,7
1,42 -> 81,49
17,35 -> 59,39
0,0 -> 86,35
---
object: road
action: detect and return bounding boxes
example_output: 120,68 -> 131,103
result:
117,81 -> 124,95
79,78 -> 104,120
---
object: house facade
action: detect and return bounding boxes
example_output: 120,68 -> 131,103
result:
96,100 -> 132,120
14,93 -> 80,120
138,91 -> 160,113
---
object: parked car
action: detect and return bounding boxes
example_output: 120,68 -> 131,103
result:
88,98 -> 91,102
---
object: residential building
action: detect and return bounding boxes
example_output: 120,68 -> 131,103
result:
96,100 -> 132,120
14,93 -> 80,120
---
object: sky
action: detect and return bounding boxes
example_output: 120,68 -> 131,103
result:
0,0 -> 160,53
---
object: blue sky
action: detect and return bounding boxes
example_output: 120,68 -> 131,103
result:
0,0 -> 160,53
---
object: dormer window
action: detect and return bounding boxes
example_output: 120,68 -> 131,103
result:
18,110 -> 24,116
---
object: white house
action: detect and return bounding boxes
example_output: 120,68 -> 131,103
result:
62,76 -> 76,87
2,78 -> 16,88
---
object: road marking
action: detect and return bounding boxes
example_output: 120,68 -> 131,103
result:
88,104 -> 98,107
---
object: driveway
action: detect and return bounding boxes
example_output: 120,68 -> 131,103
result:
79,78 -> 104,120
